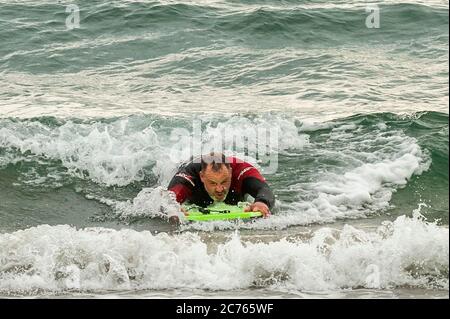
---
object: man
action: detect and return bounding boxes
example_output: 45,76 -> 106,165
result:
167,152 -> 275,224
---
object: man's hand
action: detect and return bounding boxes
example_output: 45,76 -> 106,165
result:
169,208 -> 189,226
244,202 -> 271,218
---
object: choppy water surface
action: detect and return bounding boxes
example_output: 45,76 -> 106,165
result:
0,0 -> 448,298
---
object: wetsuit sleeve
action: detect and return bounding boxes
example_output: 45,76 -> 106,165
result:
168,183 -> 192,204
167,172 -> 195,204
241,177 -> 275,210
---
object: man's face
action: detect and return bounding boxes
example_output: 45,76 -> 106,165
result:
199,165 -> 232,202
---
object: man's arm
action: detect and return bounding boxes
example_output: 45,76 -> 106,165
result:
168,183 -> 192,204
167,170 -> 196,204
242,177 -> 275,217
167,174 -> 195,224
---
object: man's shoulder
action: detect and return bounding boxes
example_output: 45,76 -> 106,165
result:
228,157 -> 255,169
228,157 -> 265,182
179,158 -> 202,173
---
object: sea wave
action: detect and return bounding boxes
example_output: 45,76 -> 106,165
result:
0,211 -> 447,295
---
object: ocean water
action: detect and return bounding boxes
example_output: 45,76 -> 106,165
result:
0,0 -> 448,299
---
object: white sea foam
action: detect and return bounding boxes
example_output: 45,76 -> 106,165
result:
0,118 -> 162,186
0,115 -> 431,228
0,213 -> 447,294
101,186 -> 183,220
276,125 -> 430,225
0,114 -> 309,187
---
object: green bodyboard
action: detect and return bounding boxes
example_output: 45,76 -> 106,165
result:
183,202 -> 262,221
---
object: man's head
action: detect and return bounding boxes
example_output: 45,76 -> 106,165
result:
199,153 -> 232,202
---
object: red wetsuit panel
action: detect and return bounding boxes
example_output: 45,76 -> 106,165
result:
168,183 -> 192,204
228,157 -> 266,193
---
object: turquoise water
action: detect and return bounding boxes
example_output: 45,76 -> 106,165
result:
0,0 -> 448,298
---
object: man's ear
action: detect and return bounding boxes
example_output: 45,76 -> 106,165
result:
199,170 -> 205,182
